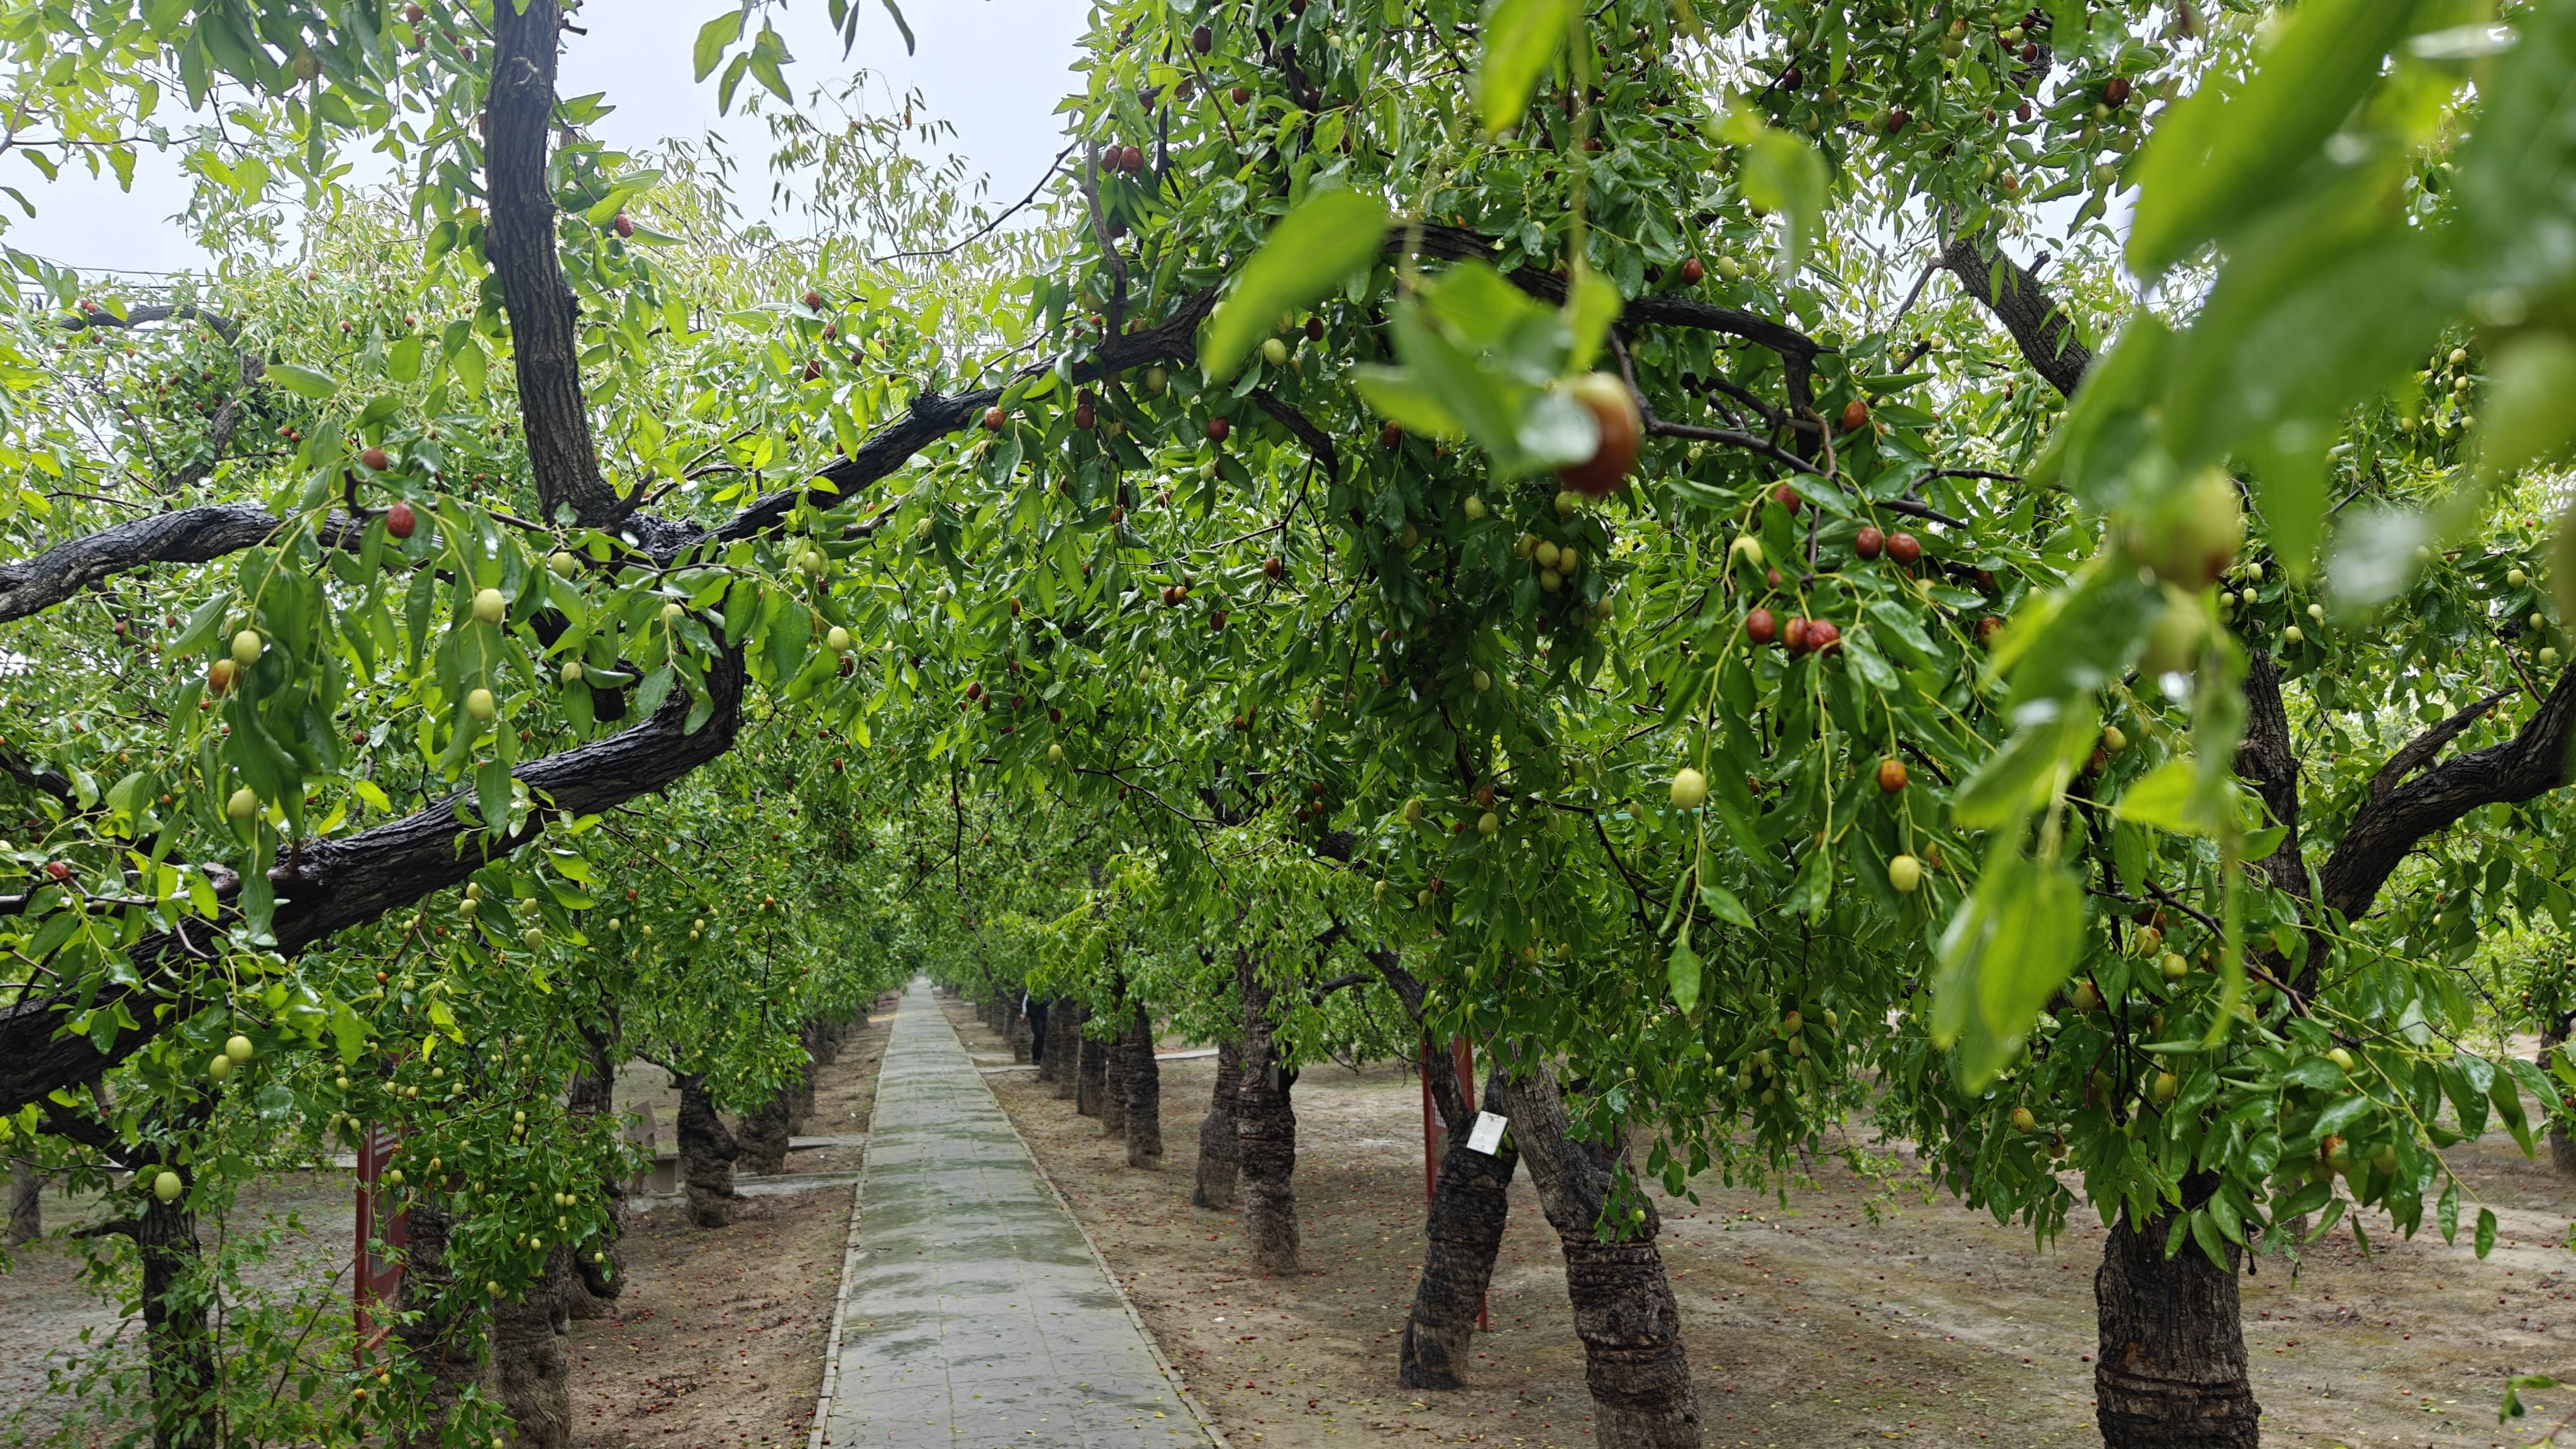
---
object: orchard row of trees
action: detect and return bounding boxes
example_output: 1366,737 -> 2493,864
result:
6,0 -> 2576,1446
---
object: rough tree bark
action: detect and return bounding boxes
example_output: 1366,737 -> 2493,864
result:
6,1162 -> 38,1245
1009,1001 -> 1035,1064
394,1199 -> 481,1449
1191,1038 -> 1243,1210
560,1021 -> 625,1323
491,1245 -> 577,1449
2543,1014 -> 2576,1179
1102,996 -> 1133,1138
1077,1023 -> 1108,1116
735,1089 -> 794,1175
1489,1058 -> 1701,1449
1053,1001 -> 1084,1101
1360,942 -> 1520,1391
673,1073 -> 740,1229
1235,949 -> 1301,1275
1124,998 -> 1163,1169
133,1187 -> 218,1449
2095,1192 -> 2258,1449
1403,1063 -> 1520,1391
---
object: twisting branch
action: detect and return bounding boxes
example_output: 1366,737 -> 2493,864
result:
1248,388 -> 1343,479
2319,663 -> 2576,923
0,647 -> 748,1116
2367,689 -> 2511,801
486,0 -> 621,528
0,504 -> 364,626
1940,229 -> 2092,397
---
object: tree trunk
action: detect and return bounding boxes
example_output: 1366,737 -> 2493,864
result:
1235,949 -> 1300,1275
394,1199 -> 481,1448
1490,1058 -> 1701,1449
492,1246 -> 575,1449
1191,1039 -> 1243,1210
1124,999 -> 1163,1169
2541,1020 -> 2576,1178
674,1073 -> 740,1228
809,1019 -> 841,1069
1009,1001 -> 1035,1063
1046,1001 -> 1077,1095
6,1162 -> 39,1245
735,1089 -> 793,1175
1102,1004 -> 1132,1138
561,1026 -> 625,1322
136,1188 -> 218,1449
2094,1202 -> 2260,1449
1403,1063 -> 1520,1391
1077,1021 -> 1108,1116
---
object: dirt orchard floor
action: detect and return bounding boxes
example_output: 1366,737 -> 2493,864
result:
565,994 -> 896,1449
952,1001 -> 2576,1449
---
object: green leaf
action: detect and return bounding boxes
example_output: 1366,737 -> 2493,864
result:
1202,189 -> 1391,383
693,8 -> 745,82
264,362 -> 338,400
1931,845 -> 2083,1087
1476,0 -> 1578,138
2114,759 -> 2234,837
2475,331 -> 2576,484
2124,0 -> 2424,279
1667,938 -> 1702,1013
1351,366 -> 1465,436
1697,881 -> 1754,928
1562,266 -> 1623,372
1740,128 -> 1826,283
2476,1205 -> 2499,1258
877,0 -> 915,53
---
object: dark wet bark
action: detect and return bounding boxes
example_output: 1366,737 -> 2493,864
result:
136,1188 -> 217,1449
1402,1063 -> 1519,1391
1050,1001 -> 1082,1099
809,1019 -> 841,1069
2096,1197 -> 2260,1449
1191,1039 -> 1243,1210
736,1089 -> 793,1175
394,1199 -> 480,1448
674,1073 -> 740,1229
1077,1021 -> 1108,1116
1235,950 -> 1300,1275
1490,1060 -> 1701,1449
562,1021 -> 625,1321
6,1162 -> 38,1245
2542,1018 -> 2576,1179
1009,1001 -> 1035,1063
492,1245 -> 576,1449
1124,999 -> 1162,1169
1102,998 -> 1133,1138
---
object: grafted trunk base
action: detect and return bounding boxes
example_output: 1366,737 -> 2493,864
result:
1563,1238 -> 1701,1449
2095,1210 -> 2260,1449
492,1247 -> 575,1449
674,1074 -> 740,1230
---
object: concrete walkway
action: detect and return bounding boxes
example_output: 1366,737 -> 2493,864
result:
816,980 -> 1204,1448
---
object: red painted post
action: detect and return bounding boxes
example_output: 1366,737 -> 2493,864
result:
354,1123 -> 407,1357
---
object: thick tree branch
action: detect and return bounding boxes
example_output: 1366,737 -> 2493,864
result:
716,289 -> 1221,543
2235,652 -> 2309,899
2320,663 -> 2576,923
0,504 -> 362,626
1940,229 -> 2092,397
0,648 -> 747,1116
2368,690 -> 2510,801
487,0 -> 620,528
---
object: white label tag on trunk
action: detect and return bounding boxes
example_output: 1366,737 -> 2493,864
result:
1466,1111 -> 1508,1155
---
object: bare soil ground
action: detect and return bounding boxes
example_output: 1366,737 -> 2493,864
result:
954,1002 -> 2576,1449
567,997 -> 894,1449
0,997 -> 897,1449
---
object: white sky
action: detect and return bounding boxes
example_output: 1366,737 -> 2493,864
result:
4,0 -> 1091,277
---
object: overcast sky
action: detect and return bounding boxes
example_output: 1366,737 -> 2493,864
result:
6,0 -> 1091,277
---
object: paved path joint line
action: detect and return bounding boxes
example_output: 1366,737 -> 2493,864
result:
817,980 -> 1208,1448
